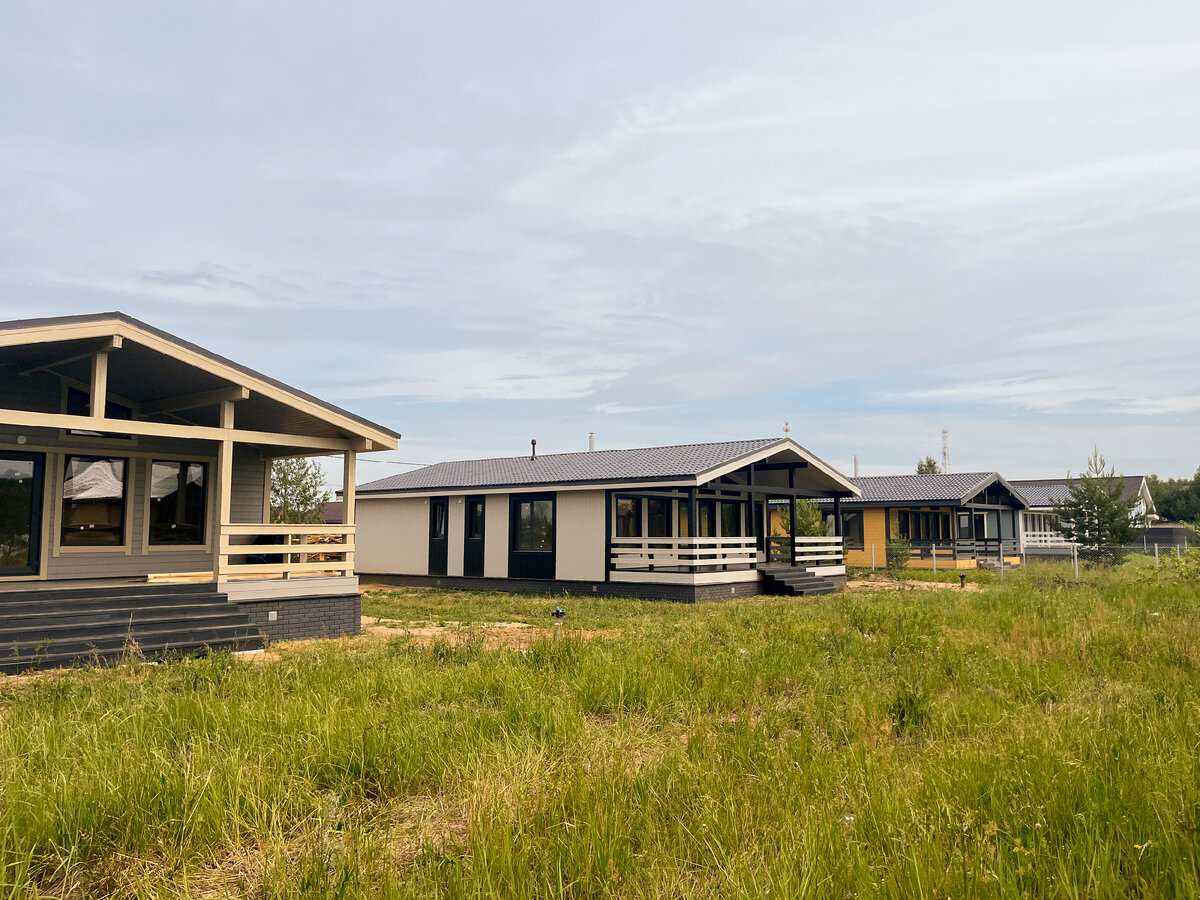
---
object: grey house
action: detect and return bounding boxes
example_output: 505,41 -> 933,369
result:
354,438 -> 860,601
0,312 -> 398,672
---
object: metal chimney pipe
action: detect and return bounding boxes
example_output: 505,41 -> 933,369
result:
530,438 -> 537,460
588,432 -> 595,452
853,455 -> 859,478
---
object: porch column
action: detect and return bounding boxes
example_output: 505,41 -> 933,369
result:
342,450 -> 356,576
833,496 -> 843,536
789,496 -> 797,566
90,348 -> 110,422
214,399 -> 235,583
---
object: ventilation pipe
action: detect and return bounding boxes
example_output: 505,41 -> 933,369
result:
588,432 -> 596,452
530,439 -> 537,460
853,455 -> 859,478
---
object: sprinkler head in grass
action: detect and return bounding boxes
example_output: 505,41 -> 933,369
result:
959,572 -> 967,588
552,606 -> 566,621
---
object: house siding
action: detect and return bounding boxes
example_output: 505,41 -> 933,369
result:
843,507 -> 888,567
555,489 -> 606,581
483,493 -> 509,578
447,495 -> 466,577
355,496 -> 428,575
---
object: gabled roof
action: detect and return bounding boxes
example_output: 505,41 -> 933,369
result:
357,438 -> 859,495
822,472 -> 1030,508
1010,476 -> 1147,508
0,311 -> 399,447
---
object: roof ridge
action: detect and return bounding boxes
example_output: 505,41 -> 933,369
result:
394,438 -> 784,468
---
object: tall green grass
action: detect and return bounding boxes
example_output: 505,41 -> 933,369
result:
1,578 -> 1198,897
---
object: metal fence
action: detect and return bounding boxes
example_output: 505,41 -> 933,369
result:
852,538 -> 1194,581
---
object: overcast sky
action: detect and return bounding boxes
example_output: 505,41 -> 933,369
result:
3,2 -> 1198,486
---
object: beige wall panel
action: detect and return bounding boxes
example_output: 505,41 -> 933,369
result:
447,495 -> 466,577
355,497 -> 428,575
229,446 -> 267,524
483,493 -> 508,578
555,489 -> 606,581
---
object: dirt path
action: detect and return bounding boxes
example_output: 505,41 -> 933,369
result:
846,577 -> 982,593
358,617 -> 622,649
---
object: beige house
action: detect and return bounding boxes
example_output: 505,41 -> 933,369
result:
354,438 -> 859,601
0,312 -> 398,672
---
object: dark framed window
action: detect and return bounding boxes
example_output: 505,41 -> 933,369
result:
647,498 -> 672,537
66,386 -> 134,438
615,497 -> 641,537
697,500 -> 716,537
514,498 -> 554,551
719,502 -> 741,537
678,503 -> 691,538
467,499 -> 485,539
60,455 -> 128,547
148,460 -> 207,545
841,510 -> 864,550
430,501 -> 447,539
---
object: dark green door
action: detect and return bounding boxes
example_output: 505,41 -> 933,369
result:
0,452 -> 44,576
463,496 -> 486,577
428,497 -> 449,576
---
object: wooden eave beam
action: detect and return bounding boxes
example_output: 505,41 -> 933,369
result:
18,335 -> 123,376
0,407 -> 360,451
141,385 -> 250,416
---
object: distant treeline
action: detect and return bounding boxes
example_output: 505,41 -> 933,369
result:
1148,468 -> 1200,525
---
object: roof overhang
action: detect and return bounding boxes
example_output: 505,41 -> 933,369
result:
0,312 -> 399,452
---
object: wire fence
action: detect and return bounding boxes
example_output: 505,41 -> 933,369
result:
852,537 -> 1194,582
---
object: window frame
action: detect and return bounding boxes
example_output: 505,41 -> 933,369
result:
144,459 -> 211,550
466,498 -> 486,540
58,454 -> 132,553
512,495 -> 555,552
614,495 -> 643,538
59,380 -> 139,446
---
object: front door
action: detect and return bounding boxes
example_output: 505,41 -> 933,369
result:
463,495 -> 485,577
428,496 -> 449,576
0,452 -> 45,577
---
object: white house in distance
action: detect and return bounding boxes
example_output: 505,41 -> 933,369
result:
0,312 -> 399,673
354,438 -> 860,602
1011,476 -> 1157,552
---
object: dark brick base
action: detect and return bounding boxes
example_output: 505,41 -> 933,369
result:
361,574 -> 776,603
235,594 -> 361,644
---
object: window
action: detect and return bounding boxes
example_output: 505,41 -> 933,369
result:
678,503 -> 691,538
467,499 -> 485,539
647,499 -> 672,538
60,455 -> 128,547
430,501 -> 447,539
148,461 -> 207,545
514,498 -> 553,550
697,500 -> 716,537
615,497 -> 641,537
841,510 -> 864,550
719,501 -> 741,537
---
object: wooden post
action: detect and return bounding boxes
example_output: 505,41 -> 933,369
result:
90,350 -> 109,421
789,497 -> 797,567
342,450 -> 356,577
215,400 -> 235,584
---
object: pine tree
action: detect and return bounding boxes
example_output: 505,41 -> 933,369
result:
1053,448 -> 1144,548
270,457 -> 331,524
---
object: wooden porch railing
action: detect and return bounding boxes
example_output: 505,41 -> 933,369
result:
217,524 -> 355,580
1022,530 -> 1071,547
792,535 -> 844,566
610,536 -> 757,573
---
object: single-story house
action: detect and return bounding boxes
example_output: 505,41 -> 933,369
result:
819,472 -> 1029,569
354,438 -> 860,601
0,312 -> 398,673
1010,476 -> 1157,552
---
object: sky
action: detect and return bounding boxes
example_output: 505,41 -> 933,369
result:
2,1 -> 1198,489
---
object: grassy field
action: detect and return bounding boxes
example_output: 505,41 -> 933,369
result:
1,569 -> 1199,898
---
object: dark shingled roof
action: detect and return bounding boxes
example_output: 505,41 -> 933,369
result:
357,439 -> 793,493
1010,476 -> 1146,508
821,472 -> 1029,507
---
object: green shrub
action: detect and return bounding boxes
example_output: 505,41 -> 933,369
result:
885,537 -> 911,578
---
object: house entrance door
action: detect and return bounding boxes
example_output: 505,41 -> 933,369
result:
428,497 -> 449,576
0,452 -> 45,577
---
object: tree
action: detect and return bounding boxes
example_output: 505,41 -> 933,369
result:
774,499 -> 828,537
1053,448 -> 1145,548
270,457 -> 331,524
916,456 -> 941,475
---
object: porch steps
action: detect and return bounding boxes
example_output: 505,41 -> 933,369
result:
0,583 -> 264,675
762,568 -> 840,597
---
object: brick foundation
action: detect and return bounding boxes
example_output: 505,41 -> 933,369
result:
359,574 -> 843,603
235,593 -> 361,644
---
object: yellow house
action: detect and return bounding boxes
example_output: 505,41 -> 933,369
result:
821,473 -> 1029,569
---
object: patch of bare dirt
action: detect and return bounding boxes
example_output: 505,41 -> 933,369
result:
360,617 -> 621,650
847,577 -> 982,593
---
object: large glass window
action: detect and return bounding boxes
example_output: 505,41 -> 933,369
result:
515,498 -> 554,550
615,497 -> 641,537
841,510 -> 864,550
697,500 -> 716,537
647,499 -> 672,538
467,499 -> 485,539
61,456 -> 128,547
678,503 -> 691,538
149,461 -> 207,545
719,501 -> 741,537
